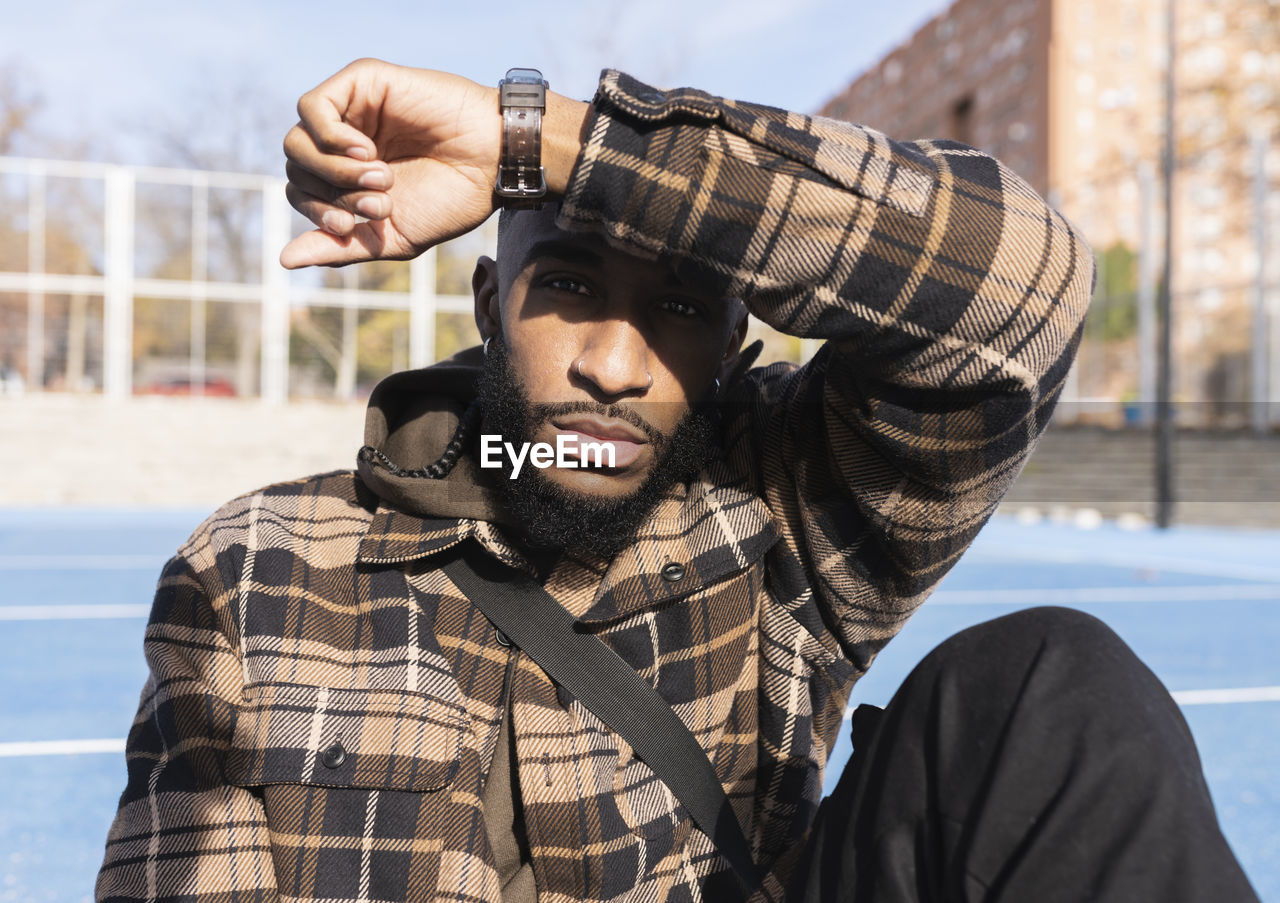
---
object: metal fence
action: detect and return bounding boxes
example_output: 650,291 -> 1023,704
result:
1,152 -> 1275,430
0,155 -> 476,403
0,155 -> 824,404
1054,129 -> 1280,433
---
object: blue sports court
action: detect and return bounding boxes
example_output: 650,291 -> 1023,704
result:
2,509 -> 1276,902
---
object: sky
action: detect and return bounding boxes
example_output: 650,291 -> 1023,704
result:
2,0 -> 951,168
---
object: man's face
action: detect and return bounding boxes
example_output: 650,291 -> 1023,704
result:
474,206 -> 747,500
472,206 -> 748,553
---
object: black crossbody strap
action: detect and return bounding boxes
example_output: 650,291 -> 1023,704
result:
441,545 -> 761,889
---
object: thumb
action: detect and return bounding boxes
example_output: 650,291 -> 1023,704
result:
279,221 -> 397,269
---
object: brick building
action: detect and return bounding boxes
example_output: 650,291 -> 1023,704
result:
820,0 -> 1280,415
822,0 -> 1052,197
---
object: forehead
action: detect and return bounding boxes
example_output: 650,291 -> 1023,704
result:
498,206 -> 674,284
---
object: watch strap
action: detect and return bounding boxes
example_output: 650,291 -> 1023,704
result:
496,68 -> 548,208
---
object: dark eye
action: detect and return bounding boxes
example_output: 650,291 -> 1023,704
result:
545,276 -> 593,296
661,298 -> 703,319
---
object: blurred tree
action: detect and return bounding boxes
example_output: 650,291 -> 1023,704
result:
0,61 -> 105,389
131,76 -> 290,396
1096,242 -> 1138,342
0,59 -> 43,277
296,236 -> 492,397
0,60 -> 40,157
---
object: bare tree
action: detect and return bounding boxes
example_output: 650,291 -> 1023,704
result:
133,76 -> 292,395
0,60 -> 41,157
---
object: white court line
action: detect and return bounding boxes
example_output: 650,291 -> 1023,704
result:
0,738 -> 126,757
10,687 -> 1280,759
1172,687 -> 1280,706
0,604 -> 150,620
0,554 -> 166,570
931,584 -> 1280,605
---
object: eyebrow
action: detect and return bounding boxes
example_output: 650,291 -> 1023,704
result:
522,240 -> 604,270
522,238 -> 694,291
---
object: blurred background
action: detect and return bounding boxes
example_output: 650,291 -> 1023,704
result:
1,1 -> 1279,901
0,0 -> 1277,523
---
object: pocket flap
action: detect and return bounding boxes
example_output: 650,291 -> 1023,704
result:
227,683 -> 469,792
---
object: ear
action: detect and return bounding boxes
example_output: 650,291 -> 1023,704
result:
715,304 -> 751,385
472,255 -> 501,342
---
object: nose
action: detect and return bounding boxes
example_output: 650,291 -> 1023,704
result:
573,319 -> 652,399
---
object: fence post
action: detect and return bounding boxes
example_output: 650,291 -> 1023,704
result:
103,166 -> 136,400
338,266 -> 358,398
191,173 -> 208,396
1251,129 -> 1270,435
1155,0 -> 1177,529
1138,161 -> 1157,426
409,247 -> 437,370
260,179 -> 291,403
25,161 -> 46,392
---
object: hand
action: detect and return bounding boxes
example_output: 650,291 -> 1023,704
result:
280,59 -> 501,269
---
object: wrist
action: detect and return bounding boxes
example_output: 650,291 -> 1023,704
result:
543,91 -> 590,196
491,69 -> 588,206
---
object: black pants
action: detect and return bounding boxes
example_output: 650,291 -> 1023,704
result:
788,606 -> 1259,902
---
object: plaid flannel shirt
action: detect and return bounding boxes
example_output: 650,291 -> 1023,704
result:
97,70 -> 1093,903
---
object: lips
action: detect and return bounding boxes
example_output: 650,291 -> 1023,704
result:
550,415 -> 648,445
550,415 -> 649,469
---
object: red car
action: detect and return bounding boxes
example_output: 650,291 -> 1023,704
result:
139,377 -> 237,397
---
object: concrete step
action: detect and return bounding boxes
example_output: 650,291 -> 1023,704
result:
2,397 -> 1276,530
1005,427 -> 1280,528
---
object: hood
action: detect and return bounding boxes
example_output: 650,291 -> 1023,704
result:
355,339 -> 766,527
357,344 -> 514,525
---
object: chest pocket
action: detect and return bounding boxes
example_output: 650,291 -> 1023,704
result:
226,682 -> 470,791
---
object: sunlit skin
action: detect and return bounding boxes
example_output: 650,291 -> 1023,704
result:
472,206 -> 749,500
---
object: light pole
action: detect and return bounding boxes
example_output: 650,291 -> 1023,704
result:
1155,0 -> 1176,529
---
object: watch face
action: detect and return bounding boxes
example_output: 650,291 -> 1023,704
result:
504,68 -> 546,86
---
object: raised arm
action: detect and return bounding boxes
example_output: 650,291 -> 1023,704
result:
554,72 -> 1093,671
280,59 -> 587,268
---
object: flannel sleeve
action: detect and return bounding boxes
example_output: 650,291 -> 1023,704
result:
558,71 -> 1094,673
96,530 -> 278,901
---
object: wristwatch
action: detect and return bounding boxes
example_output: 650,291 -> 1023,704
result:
495,68 -> 548,208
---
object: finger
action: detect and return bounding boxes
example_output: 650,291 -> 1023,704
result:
296,78 -> 379,162
280,221 -> 401,270
285,182 -> 358,235
280,230 -> 360,269
284,123 -> 393,191
285,161 -> 393,221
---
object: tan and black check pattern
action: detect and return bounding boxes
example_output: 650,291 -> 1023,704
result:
97,70 -> 1093,902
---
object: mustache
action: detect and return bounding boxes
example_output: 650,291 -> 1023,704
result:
527,400 -> 667,445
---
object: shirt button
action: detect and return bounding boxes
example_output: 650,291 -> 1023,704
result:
321,741 -> 346,769
661,561 -> 686,583
494,626 -> 513,647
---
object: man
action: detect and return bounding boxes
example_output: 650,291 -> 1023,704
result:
97,61 -> 1257,902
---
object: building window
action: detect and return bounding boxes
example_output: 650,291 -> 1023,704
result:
951,96 -> 975,144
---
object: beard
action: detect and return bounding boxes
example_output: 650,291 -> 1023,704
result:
475,335 -> 719,559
